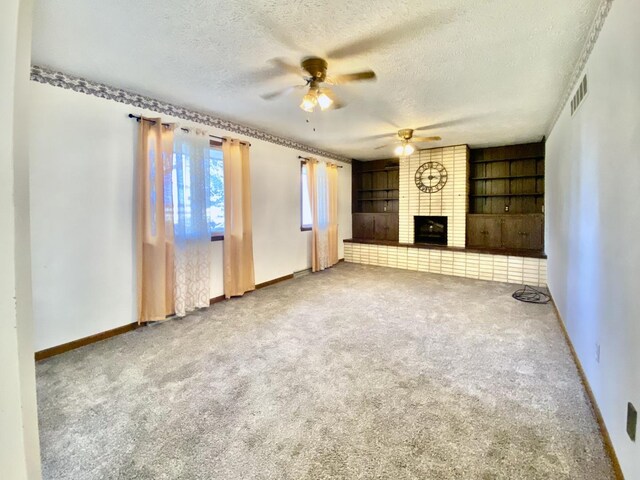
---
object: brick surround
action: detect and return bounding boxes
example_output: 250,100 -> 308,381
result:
399,145 -> 469,247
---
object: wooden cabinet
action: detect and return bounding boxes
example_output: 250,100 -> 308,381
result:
467,214 -> 544,252
375,214 -> 399,241
353,213 -> 399,241
501,215 -> 544,250
467,216 -> 502,249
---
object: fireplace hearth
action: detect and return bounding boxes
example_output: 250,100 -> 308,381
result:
414,216 -> 448,245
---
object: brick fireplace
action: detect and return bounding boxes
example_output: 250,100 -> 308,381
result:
399,145 -> 469,247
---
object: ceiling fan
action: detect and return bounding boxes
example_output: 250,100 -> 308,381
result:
260,56 -> 376,112
375,128 -> 442,156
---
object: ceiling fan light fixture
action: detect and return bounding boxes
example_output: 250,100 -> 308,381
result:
317,91 -> 333,110
300,91 -> 317,112
394,142 -> 415,157
404,143 -> 415,156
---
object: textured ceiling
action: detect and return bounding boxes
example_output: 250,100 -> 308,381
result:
31,0 -> 601,160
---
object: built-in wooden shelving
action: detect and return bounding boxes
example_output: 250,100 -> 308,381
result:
467,142 -> 545,253
352,159 -> 400,242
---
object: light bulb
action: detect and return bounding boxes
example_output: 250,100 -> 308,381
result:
404,143 -> 415,156
394,145 -> 404,156
317,91 -> 333,110
300,92 -> 317,112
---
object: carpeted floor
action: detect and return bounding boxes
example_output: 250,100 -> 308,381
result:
37,263 -> 614,479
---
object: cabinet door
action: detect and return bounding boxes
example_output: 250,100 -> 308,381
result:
372,214 -> 391,240
386,214 -> 399,241
502,215 -> 544,250
467,216 -> 486,248
484,217 -> 502,248
521,215 -> 544,250
468,216 -> 502,248
353,213 -> 374,239
501,217 -> 527,249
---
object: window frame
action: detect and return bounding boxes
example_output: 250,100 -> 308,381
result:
300,161 -> 312,231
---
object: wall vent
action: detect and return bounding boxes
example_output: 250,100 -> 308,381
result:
571,74 -> 588,115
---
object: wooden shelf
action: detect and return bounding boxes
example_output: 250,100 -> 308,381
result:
471,155 -> 544,164
471,193 -> 544,197
471,174 -> 544,180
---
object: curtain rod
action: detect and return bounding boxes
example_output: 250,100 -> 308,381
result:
128,114 -> 250,146
298,155 -> 343,168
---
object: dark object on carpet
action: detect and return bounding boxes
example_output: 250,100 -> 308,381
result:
512,285 -> 551,304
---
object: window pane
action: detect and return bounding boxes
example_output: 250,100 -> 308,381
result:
301,164 -> 312,228
208,148 -> 224,233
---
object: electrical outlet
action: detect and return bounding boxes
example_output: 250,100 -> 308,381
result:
595,343 -> 600,363
504,205 -> 510,212
627,402 -> 637,442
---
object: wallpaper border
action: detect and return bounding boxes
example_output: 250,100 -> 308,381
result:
30,65 -> 352,164
547,0 -> 614,135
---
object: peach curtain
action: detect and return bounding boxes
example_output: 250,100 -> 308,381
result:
222,139 -> 255,298
307,159 -> 339,272
136,118 -> 175,323
327,163 -> 339,266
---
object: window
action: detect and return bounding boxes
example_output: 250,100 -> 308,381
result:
207,147 -> 224,235
172,142 -> 224,239
301,162 -> 312,230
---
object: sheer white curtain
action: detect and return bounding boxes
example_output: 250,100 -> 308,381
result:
172,130 -> 211,316
307,160 -> 339,272
314,162 -> 330,268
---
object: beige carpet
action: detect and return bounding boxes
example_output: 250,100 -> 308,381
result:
36,263 -> 614,479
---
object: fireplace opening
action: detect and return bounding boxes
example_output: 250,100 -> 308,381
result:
414,216 -> 448,245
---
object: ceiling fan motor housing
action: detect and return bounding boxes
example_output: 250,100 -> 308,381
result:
301,57 -> 328,82
398,128 -> 414,140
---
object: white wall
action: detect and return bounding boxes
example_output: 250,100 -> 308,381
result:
29,82 -> 351,351
545,0 -> 639,477
0,0 -> 42,478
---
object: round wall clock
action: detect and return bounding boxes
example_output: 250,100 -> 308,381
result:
415,162 -> 448,193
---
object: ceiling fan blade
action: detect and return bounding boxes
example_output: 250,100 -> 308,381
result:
260,84 -> 306,100
374,144 -> 391,150
326,70 -> 376,85
257,15 -> 306,54
268,58 -> 303,76
359,132 -> 397,141
326,10 -> 455,59
412,136 -> 442,142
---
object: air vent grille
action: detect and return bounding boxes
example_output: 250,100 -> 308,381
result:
571,74 -> 588,115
